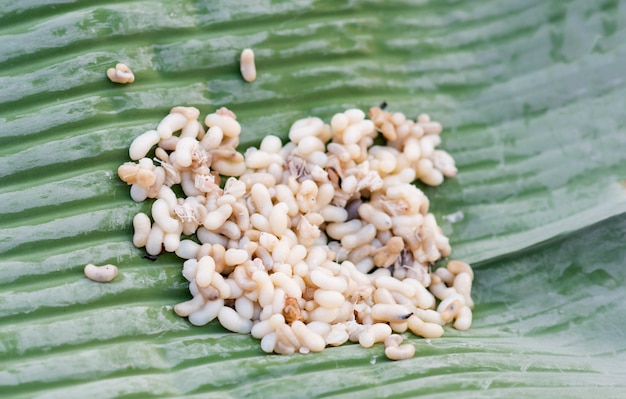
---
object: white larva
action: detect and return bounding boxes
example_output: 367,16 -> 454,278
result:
453,306 -> 473,331
175,239 -> 201,260
84,264 -> 118,283
259,135 -> 282,153
308,306 -> 339,324
419,121 -> 442,135
306,321 -> 332,338
157,112 -> 187,140
437,295 -> 464,323
296,135 -> 325,156
145,224 -> 165,255
274,340 -> 296,355
370,303 -> 413,323
358,203 -> 392,231
407,315 -> 444,339
340,175 -> 357,193
269,202 -> 290,238
244,149 -> 273,169
340,223 -> 377,250
130,183 -> 148,202
174,294 -> 205,317
217,278 -> 240,300
313,289 -> 345,309
210,272 -> 232,299
428,274 -> 458,300
240,48 -> 257,83
373,287 -> 396,305
195,256 -> 216,288
447,260 -> 474,279
375,275 -> 415,299
319,205 -> 348,223
453,271 -> 473,307
325,220 -> 362,240
271,288 -> 286,315
250,183 -> 273,217
341,125 -> 363,145
344,108 -> 365,124
296,179 -> 318,213
276,324 -> 301,351
413,308 -> 444,325
163,231 -> 181,252
157,186 -> 178,209
235,295 -> 255,321
330,113 -> 349,133
260,332 -> 278,353
305,245 -> 329,267
181,258 -> 198,282
252,270 -> 275,308
431,150 -> 458,177
389,321 -> 409,333
232,266 -> 256,292
325,324 -> 350,346
224,248 -> 249,266
251,318 -> 274,339
132,212 -> 151,248
384,334 -> 403,348
174,137 -> 198,168
200,126 -> 224,150
310,269 -> 348,293
417,113 -> 431,123
204,113 -> 241,138
421,168 -> 444,186
385,344 -> 416,361
188,298 -> 224,326
259,232 -> 279,251
304,211 -> 324,227
129,130 -> 160,161
211,158 -> 247,177
180,120 -> 203,140
218,306 -> 253,334
288,117 -> 324,144
258,304 -> 275,321
202,204 -> 233,231
270,272 -> 302,299
106,63 -> 135,84
434,267 -> 456,285
286,244 -> 307,266
402,278 -> 436,310
250,213 -> 271,233
358,323 -> 392,348
291,321 -> 326,352
274,184 -> 299,217
152,198 -> 180,233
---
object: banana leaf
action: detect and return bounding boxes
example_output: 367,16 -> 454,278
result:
1,0 -> 625,398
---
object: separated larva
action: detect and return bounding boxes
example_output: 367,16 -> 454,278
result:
106,63 -> 135,84
84,263 -> 118,283
240,48 -> 256,83
384,334 -> 415,361
117,105 -> 474,360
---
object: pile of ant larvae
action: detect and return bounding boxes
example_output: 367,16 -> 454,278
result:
118,105 -> 472,360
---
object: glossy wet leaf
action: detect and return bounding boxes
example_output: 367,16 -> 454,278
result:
1,0 -> 625,398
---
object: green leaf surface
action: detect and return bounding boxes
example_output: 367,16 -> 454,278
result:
1,0 -> 625,398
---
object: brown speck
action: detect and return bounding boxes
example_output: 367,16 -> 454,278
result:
283,296 -> 304,324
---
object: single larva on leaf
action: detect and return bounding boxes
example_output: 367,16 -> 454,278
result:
240,48 -> 256,82
84,264 -> 118,283
106,63 -> 135,84
385,343 -> 416,361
